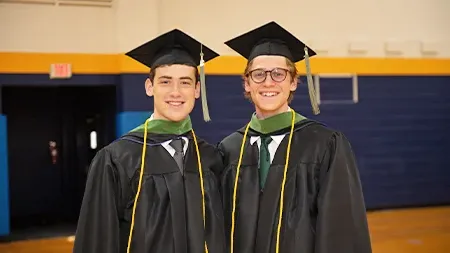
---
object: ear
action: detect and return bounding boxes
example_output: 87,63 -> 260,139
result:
290,76 -> 298,92
244,76 -> 251,93
145,78 -> 154,97
194,81 -> 200,99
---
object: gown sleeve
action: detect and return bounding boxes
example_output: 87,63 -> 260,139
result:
314,132 -> 372,253
72,148 -> 122,253
211,146 -> 226,182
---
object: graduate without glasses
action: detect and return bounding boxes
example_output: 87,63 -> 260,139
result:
218,21 -> 372,253
73,29 -> 226,253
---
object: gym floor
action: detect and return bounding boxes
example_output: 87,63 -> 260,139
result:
0,206 -> 449,253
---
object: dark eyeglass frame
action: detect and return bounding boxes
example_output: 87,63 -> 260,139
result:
246,68 -> 290,84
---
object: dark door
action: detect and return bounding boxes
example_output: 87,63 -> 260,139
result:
3,87 -> 64,229
59,86 -> 117,222
2,85 -> 116,231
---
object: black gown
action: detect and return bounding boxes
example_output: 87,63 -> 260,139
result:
73,130 -> 226,253
218,119 -> 372,253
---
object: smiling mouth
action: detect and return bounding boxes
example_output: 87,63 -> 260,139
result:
259,92 -> 280,97
166,101 -> 185,106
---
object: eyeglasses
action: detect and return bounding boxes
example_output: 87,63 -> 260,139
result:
246,68 -> 289,83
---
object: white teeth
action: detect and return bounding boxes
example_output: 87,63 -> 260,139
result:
168,102 -> 182,106
261,92 -> 278,97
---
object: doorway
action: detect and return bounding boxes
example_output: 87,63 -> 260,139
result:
1,85 -> 116,237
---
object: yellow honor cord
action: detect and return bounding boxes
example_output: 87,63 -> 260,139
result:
275,110 -> 295,253
192,129 -> 209,253
229,122 -> 251,253
230,110 -> 296,253
126,120 -> 209,253
127,117 -> 150,253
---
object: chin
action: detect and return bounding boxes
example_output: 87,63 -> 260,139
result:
253,100 -> 288,117
154,101 -> 193,121
254,100 -> 283,111
153,105 -> 190,122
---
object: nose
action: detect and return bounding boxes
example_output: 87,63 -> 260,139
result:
262,74 -> 276,87
169,84 -> 182,97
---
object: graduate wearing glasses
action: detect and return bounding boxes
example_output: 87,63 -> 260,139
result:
218,21 -> 372,253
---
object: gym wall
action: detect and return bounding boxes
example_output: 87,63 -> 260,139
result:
0,0 -> 449,236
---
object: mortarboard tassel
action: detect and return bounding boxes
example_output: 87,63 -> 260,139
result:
304,46 -> 320,115
199,44 -> 211,122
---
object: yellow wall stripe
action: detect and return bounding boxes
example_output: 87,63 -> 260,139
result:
0,52 -> 118,74
1,52 -> 450,75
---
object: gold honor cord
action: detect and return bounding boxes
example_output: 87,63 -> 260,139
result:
230,110 -> 296,253
127,118 -> 209,253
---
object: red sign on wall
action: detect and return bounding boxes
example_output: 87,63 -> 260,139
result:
49,63 -> 72,79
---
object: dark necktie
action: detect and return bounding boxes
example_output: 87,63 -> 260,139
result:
259,136 -> 272,189
170,138 -> 185,174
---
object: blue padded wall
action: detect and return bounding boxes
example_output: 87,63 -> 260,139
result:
0,114 -> 9,236
116,111 -> 153,138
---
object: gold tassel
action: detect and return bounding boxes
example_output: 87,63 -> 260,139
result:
304,46 -> 320,115
199,44 -> 211,122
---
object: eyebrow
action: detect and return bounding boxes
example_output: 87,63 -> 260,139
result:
158,76 -> 193,81
252,67 -> 284,71
179,76 -> 194,81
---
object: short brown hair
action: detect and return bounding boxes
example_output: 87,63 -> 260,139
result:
242,57 -> 298,103
149,65 -> 200,83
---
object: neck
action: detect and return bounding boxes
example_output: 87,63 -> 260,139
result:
255,103 -> 289,119
151,110 -> 178,122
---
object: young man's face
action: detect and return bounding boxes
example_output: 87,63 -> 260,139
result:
244,55 -> 297,118
145,64 -> 200,122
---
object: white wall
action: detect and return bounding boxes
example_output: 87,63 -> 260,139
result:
114,0 -> 159,53
0,2 -> 116,53
1,0 -> 449,57
158,0 -> 450,57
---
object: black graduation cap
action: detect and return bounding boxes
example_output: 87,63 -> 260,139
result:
225,21 -> 320,115
126,29 -> 220,121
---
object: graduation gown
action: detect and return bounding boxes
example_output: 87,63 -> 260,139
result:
73,130 -> 226,253
218,118 -> 372,253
